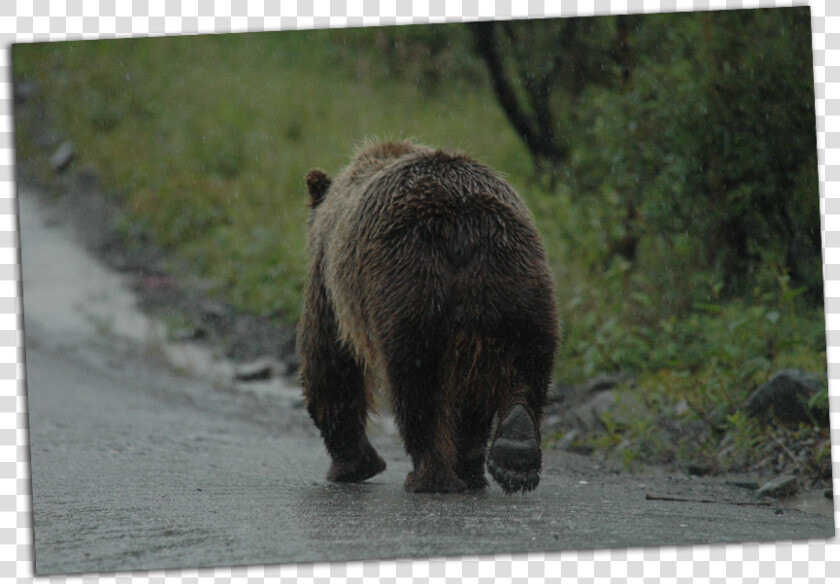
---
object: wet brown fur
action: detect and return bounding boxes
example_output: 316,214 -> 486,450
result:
297,141 -> 559,493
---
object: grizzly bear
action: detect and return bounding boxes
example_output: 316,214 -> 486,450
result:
297,141 -> 559,494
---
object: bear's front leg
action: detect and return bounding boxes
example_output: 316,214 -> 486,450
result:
404,463 -> 467,494
398,412 -> 468,493
327,434 -> 386,483
297,264 -> 386,484
387,351 -> 467,494
301,354 -> 387,484
454,419 -> 494,490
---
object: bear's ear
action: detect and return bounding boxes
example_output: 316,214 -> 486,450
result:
305,169 -> 332,208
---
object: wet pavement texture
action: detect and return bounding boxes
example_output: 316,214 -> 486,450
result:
18,187 -> 835,575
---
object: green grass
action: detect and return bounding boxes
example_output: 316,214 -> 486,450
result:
12,28 -> 830,481
13,30 -> 533,320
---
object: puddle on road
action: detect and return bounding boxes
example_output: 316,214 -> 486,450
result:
17,187 -> 299,404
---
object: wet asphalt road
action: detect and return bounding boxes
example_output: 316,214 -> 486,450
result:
19,187 -> 835,575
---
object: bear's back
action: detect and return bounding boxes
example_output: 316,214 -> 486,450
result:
314,144 -> 555,373
334,146 -> 534,251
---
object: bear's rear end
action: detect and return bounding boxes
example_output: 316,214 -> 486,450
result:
297,141 -> 559,494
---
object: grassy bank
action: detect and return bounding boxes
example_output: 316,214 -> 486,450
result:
12,27 -> 830,483
13,29 -> 532,320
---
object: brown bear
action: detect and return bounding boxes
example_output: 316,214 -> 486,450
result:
297,141 -> 559,494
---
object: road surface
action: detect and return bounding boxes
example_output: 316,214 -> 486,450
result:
17,187 -> 835,575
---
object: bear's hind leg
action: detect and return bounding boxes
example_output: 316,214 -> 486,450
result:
387,347 -> 466,494
486,320 -> 554,494
487,403 -> 542,493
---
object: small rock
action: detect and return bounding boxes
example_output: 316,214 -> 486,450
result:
742,369 -> 822,424
34,128 -> 60,149
674,399 -> 691,417
573,389 -> 646,431
582,372 -> 633,394
726,479 -> 760,490
545,381 -> 573,404
570,443 -> 594,456
50,141 -> 75,173
233,357 -> 279,382
554,429 -> 579,451
543,414 -> 561,427
199,300 -> 230,321
169,327 -> 206,342
573,390 -> 618,430
687,463 -> 712,477
756,474 -> 799,499
14,80 -> 38,102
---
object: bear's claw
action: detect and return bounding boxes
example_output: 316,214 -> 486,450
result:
487,404 -> 542,494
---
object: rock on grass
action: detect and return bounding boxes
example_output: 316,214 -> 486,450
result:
233,357 -> 280,382
742,369 -> 822,424
50,141 -> 74,173
756,474 -> 799,499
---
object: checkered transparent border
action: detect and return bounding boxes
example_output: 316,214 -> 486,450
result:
0,0 -> 837,582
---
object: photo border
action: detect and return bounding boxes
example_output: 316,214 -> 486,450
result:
1,0 -> 837,581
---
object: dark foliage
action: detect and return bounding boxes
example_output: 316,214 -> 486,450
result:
470,8 -> 821,302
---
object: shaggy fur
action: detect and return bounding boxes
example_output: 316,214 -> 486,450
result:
297,141 -> 559,493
